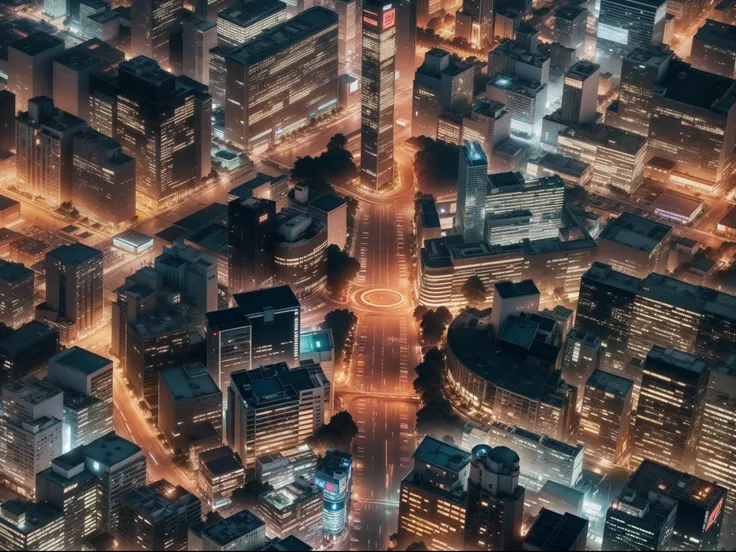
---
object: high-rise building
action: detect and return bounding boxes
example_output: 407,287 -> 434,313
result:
523,508 -> 588,551
0,501 -> 65,550
648,66 -> 736,195
395,0 -> 417,86
182,15 -> 217,86
0,90 -> 15,155
198,445 -> 245,512
464,444 -> 525,551
208,46 -> 229,107
130,0 -> 183,66
36,243 -> 103,344
0,259 -> 34,330
335,0 -> 358,71
0,377 -> 63,499
596,0 -> 668,76
454,0 -> 493,48
608,460 -> 727,552
715,0 -> 736,26
597,212 -> 673,279
360,0 -> 397,191
461,99 -> 511,162
559,330 -> 603,412
412,48 -> 474,139
47,346 -> 113,451
487,422 -> 583,493
485,73 -> 548,136
575,262 -> 736,374
259,476 -> 323,548
189,508 -> 268,551
6,33 -> 65,114
0,322 -> 60,387
225,7 -> 338,150
227,197 -> 277,295
288,185 -> 348,251
613,43 -> 675,137
155,243 -> 218,316
557,124 -> 647,194
118,480 -> 201,551
694,356 -> 736,549
255,444 -> 318,489
489,38 -> 550,85
456,141 -> 488,243
217,0 -> 288,48
560,61 -> 599,125
158,362 -> 223,454
579,369 -> 634,469
554,6 -> 587,58
691,19 -> 736,79
273,212 -> 328,297
72,128 -> 136,229
15,97 -> 86,208
315,448 -> 353,539
630,346 -> 709,472
111,268 -> 159,367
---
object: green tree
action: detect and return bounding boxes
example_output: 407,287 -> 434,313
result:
420,310 -> 446,345
327,133 -> 348,151
435,306 -> 453,326
462,275 -> 487,306
231,479 -> 274,509
307,410 -> 359,453
321,309 -> 358,362
413,305 -> 429,322
407,542 -> 428,551
326,244 -> 361,298
413,138 -> 461,196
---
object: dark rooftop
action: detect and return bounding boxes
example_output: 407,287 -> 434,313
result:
658,65 -> 736,112
47,242 -> 102,265
412,436 -> 470,473
494,279 -> 540,299
233,285 -> 300,316
585,369 -> 633,397
50,346 -> 111,375
524,508 -> 588,551
600,212 -> 672,253
9,32 -> 63,56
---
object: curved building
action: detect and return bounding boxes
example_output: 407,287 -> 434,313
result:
274,213 -> 328,297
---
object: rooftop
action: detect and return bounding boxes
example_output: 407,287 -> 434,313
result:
694,18 -> 736,51
657,64 -> 736,113
309,192 -> 346,213
559,124 -> 647,155
9,32 -> 63,56
567,60 -> 600,80
130,313 -> 188,337
0,321 -> 56,356
487,72 -> 545,97
2,376 -> 60,405
233,285 -> 300,316
218,0 -> 286,27
651,191 -> 704,219
49,346 -> 111,376
159,362 -> 220,402
491,38 -> 550,68
0,501 -> 63,535
599,212 -> 672,253
316,448 -> 353,478
531,153 -> 590,177
201,509 -> 265,546
0,258 -> 33,282
300,329 -> 333,354
121,480 -> 198,518
555,5 -> 587,21
81,431 -> 141,467
200,446 -> 244,476
719,206 -> 736,229
524,509 -> 588,551
412,436 -> 470,473
645,345 -> 708,378
47,242 -> 102,265
227,7 -> 337,65
585,369 -> 633,397
113,228 -> 153,248
261,477 -> 321,511
0,193 -> 19,211
624,42 -> 674,67
495,279 -> 540,299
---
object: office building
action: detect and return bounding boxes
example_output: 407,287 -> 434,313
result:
487,422 -> 583,493
437,111 -> 464,144
557,124 -> 647,193
456,141 -> 488,243
155,243 -> 218,316
0,501 -> 65,551
523,509 -> 588,551
0,377 -> 63,499
158,362 -> 222,454
36,243 -> 103,344
597,212 -> 673,279
191,508 -> 268,551
485,73 -> 548,136
15,96 -> 87,208
126,314 -> 190,414
489,38 -> 551,85
454,0 -> 493,47
72,129 -> 136,229
398,437 -> 469,550
461,421 -> 491,452
694,357 -> 736,548
47,346 -> 113,450
217,0 -> 287,47
630,346 -> 709,472
691,19 -> 736,79
0,259 -> 34,329
579,369 -> 634,469
461,99 -> 511,162
648,65 -> 736,194
0,90 -> 15,155
288,185 -> 348,251
464,444 -> 525,551
559,61 -> 599,125
227,360 -> 328,467
229,172 -> 290,213
130,0 -> 183,66
0,321 -> 60,386
554,6 -> 587,58
360,0 -> 396,191
225,7 -> 338,150
596,0 -> 668,76
207,285 -> 301,392
613,43 -> 675,137
610,460 -> 727,551
111,268 -> 160,367
255,444 -> 318,489
259,476 -> 323,548
118,480 -> 201,551
198,445 -> 245,512
559,330 -> 603,412
228,196 -> 277,294
273,213 -> 328,297
336,0 -> 358,71
316,448 -> 353,539
575,262 -> 736,373
6,33 -> 65,115
182,15 -> 217,86
603,483 -> 677,550
412,48 -> 474,139
208,46 -> 229,107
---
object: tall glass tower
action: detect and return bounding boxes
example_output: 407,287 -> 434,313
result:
360,0 -> 396,191
457,140 -> 488,243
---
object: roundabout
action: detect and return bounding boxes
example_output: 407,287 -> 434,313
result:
354,288 -> 406,310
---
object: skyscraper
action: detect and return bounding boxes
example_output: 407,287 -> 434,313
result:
691,19 -> 736,79
182,15 -> 217,86
596,0 -> 668,75
0,90 -> 15,155
37,243 -> 104,344
155,243 -> 218,316
461,99 -> 511,162
228,197 -> 277,295
130,0 -> 183,66
559,60 -> 600,126
0,259 -> 34,329
456,140 -> 488,243
259,476 -> 323,548
554,5 -> 588,58
315,449 -> 353,539
559,329 -> 603,412
6,33 -> 65,114
216,0 -> 288,48
454,0 -> 493,48
360,0 -> 397,191
395,0 -> 417,85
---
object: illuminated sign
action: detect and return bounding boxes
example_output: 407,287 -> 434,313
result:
382,7 -> 395,29
598,23 -> 629,46
259,213 -> 269,223
325,482 -> 336,492
363,9 -> 379,27
705,497 -> 724,532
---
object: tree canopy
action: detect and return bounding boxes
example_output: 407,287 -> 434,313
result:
307,410 -> 359,453
413,348 -> 461,438
462,275 -> 487,306
321,309 -> 358,363
291,133 -> 358,187
418,307 -> 453,345
413,137 -> 461,196
326,244 -> 361,298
